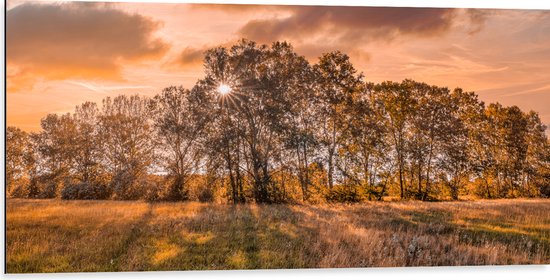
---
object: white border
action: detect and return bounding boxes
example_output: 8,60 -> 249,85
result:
1,1 -> 549,279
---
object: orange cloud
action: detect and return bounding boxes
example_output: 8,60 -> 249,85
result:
7,2 -> 170,92
169,40 -> 238,70
171,47 -> 206,69
237,6 -> 457,43
466,9 -> 499,35
188,3 -> 285,14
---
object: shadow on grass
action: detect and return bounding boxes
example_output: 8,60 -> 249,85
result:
344,205 -> 452,233
132,203 -> 550,269
107,203 -> 155,271
393,207 -> 550,259
6,202 -> 155,273
456,219 -> 550,260
126,203 -> 320,271
396,206 -> 548,262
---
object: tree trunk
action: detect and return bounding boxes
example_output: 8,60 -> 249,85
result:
328,151 -> 334,190
417,162 -> 423,196
398,157 -> 404,199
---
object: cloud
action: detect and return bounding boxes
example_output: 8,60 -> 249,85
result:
237,6 -> 457,44
174,6 -> 454,68
168,40 -> 239,70
165,5 -> 497,71
66,81 -> 155,94
172,47 -> 206,69
188,3 -> 286,14
7,2 -> 170,92
466,9 -> 499,35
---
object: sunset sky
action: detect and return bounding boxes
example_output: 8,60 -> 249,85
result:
6,1 -> 550,132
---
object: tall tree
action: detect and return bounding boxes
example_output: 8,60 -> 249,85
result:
523,111 -> 550,197
377,80 -> 417,199
481,104 -> 530,198
339,82 -> 389,200
6,127 -> 34,197
315,51 -> 362,190
200,45 -> 250,203
72,101 -> 104,185
408,82 -> 456,200
99,95 -> 155,200
285,66 -> 319,201
440,88 -> 484,200
200,40 -> 315,203
33,113 -> 79,197
151,86 -> 211,200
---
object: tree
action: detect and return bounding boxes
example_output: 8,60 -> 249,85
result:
478,104 -> 530,198
200,40 -> 316,203
151,86 -> 211,200
99,95 -> 156,200
315,51 -> 362,191
199,45 -> 249,203
285,68 -> 319,201
72,102 -> 105,185
523,111 -> 549,197
339,82 -> 389,200
6,127 -> 34,197
440,88 -> 484,200
33,113 -> 79,198
407,82 -> 456,200
377,80 -> 417,199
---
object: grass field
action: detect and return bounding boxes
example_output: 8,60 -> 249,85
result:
6,199 -> 550,273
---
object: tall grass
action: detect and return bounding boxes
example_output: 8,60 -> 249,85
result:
6,199 -> 550,273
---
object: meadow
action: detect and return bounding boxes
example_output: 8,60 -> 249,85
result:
6,198 -> 550,273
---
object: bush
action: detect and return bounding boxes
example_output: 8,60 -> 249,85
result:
163,176 -> 190,201
61,182 -> 112,200
325,185 -> 364,203
109,170 -> 146,200
197,185 -> 215,202
41,183 -> 57,198
143,176 -> 168,202
538,182 -> 550,198
24,173 -> 65,198
7,178 -> 30,198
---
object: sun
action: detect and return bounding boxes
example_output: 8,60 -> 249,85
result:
217,84 -> 232,95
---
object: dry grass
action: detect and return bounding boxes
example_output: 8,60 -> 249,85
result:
6,199 -> 550,273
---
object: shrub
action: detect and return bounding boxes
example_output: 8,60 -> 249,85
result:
40,182 -> 60,198
61,182 -> 112,200
197,185 -> 215,202
23,173 -> 65,199
163,176 -> 190,201
7,178 -> 30,198
143,176 -> 168,202
109,170 -> 145,200
325,185 -> 364,203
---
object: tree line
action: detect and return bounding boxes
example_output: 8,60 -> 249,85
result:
6,40 -> 550,203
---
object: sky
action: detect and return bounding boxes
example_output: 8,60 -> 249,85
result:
6,1 -> 550,132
